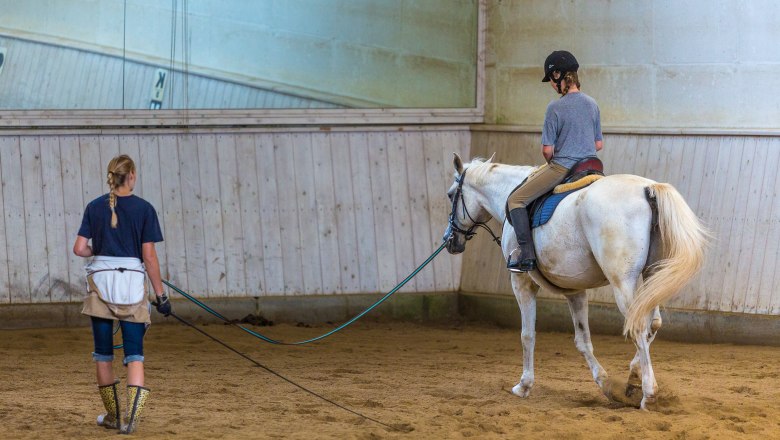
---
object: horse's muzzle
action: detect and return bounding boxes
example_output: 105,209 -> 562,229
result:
443,226 -> 465,254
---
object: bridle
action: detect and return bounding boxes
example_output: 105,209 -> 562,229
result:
447,168 -> 502,247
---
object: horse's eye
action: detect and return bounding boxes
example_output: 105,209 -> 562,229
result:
447,192 -> 454,201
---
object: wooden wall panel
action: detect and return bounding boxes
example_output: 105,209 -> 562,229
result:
21,136 -> 50,303
464,130 -> 780,316
0,137 -> 30,302
60,136 -> 84,301
254,134 -> 285,294
40,136 -> 69,303
0,127 -> 468,304
1,126 -> 777,318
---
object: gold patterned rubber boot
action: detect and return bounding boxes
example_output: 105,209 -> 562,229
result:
96,380 -> 121,429
119,385 -> 150,434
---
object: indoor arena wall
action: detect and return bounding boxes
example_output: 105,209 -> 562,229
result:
463,129 -> 780,316
0,127 -> 468,306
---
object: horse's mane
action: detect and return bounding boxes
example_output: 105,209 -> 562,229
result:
465,157 -> 538,187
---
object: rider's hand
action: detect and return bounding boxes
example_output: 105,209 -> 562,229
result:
154,293 -> 172,317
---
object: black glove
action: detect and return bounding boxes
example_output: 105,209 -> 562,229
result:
154,293 -> 172,317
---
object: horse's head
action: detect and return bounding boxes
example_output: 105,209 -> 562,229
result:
443,153 -> 495,254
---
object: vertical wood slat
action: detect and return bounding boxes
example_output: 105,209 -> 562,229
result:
349,133 -> 380,293
20,136 -> 49,303
330,133 -> 361,293
158,135 -> 188,286
386,132 -> 417,292
60,136 -> 84,298
367,132 -> 398,292
178,134 -> 207,295
0,137 -> 31,301
691,137 -> 727,310
255,134 -> 285,294
404,132 -> 436,292
756,139 -> 780,314
39,136 -> 69,302
216,135 -> 246,296
0,138 -> 14,302
727,138 -> 765,313
235,134 -> 265,294
292,134 -> 323,295
273,133 -> 304,295
197,134 -> 228,297
710,137 -> 745,311
79,136 -> 104,211
311,133 -> 341,294
423,132 -> 454,291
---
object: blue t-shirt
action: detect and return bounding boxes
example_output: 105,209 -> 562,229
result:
78,194 -> 163,259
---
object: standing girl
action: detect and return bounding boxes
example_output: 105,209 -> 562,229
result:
73,154 -> 171,434
506,50 -> 604,272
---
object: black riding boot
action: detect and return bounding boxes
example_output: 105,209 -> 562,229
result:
507,208 -> 537,273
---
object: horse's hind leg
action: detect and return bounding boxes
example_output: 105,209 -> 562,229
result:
613,282 -> 659,409
627,306 -> 661,396
565,291 -> 609,395
510,274 -> 539,397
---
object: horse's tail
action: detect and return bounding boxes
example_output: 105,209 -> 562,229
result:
623,183 -> 710,338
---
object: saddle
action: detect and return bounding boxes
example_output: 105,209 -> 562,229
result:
506,157 -> 605,228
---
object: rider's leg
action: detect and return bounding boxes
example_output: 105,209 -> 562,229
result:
506,162 -> 568,272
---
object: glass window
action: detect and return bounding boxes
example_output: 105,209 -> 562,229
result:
0,0 -> 479,111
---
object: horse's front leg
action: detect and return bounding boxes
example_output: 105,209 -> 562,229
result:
566,291 -> 609,394
510,273 -> 539,397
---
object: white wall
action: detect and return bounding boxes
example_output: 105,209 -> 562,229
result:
486,0 -> 780,130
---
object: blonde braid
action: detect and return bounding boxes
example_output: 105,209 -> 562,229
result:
107,171 -> 118,228
105,155 -> 136,229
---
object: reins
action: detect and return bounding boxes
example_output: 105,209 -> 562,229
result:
162,241 -> 447,345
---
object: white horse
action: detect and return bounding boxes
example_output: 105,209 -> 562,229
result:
443,153 -> 709,409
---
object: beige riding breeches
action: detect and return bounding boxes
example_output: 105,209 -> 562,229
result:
507,162 -> 569,210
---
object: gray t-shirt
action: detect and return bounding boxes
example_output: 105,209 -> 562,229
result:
541,91 -> 603,169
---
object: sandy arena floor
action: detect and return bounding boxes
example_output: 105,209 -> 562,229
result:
1,320 -> 779,439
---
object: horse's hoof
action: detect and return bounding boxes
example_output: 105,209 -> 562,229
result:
640,395 -> 657,411
603,378 -> 642,408
625,383 -> 641,398
511,383 -> 531,398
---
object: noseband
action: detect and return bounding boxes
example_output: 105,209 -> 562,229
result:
448,168 -> 502,246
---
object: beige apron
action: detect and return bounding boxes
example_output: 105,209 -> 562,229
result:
81,256 -> 151,325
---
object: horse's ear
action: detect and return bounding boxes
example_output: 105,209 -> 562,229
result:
453,152 -> 465,174
487,152 -> 496,163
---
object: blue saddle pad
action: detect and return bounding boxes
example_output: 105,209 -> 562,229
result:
530,189 -> 578,229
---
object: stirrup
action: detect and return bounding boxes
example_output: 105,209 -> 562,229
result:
506,249 -> 537,273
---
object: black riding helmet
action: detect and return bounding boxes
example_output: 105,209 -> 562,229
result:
542,51 -> 579,91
